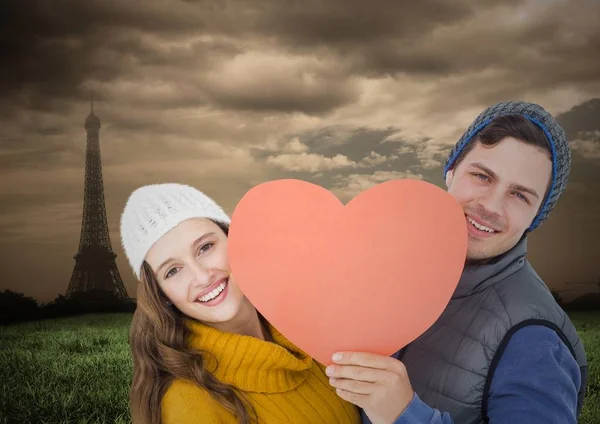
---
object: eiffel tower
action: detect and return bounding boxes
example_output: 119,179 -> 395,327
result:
66,96 -> 131,310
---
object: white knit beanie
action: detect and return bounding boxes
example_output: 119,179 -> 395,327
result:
119,183 -> 231,279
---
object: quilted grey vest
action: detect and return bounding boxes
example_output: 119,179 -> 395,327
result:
369,236 -> 587,423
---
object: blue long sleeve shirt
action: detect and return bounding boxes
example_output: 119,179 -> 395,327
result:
361,325 -> 581,424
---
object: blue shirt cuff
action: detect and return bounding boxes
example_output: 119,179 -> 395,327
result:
392,392 -> 436,424
391,392 -> 454,424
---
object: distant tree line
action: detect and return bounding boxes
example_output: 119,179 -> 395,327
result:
0,289 -> 136,325
1,288 -> 597,325
551,289 -> 600,312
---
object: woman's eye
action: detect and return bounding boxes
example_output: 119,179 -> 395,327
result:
165,268 -> 178,279
199,242 -> 214,254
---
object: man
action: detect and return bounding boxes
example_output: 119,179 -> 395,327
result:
326,101 -> 587,423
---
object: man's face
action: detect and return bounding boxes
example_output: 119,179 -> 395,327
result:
445,137 -> 552,261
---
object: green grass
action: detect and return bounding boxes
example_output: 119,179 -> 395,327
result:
0,314 -> 133,424
567,311 -> 600,424
1,311 -> 599,423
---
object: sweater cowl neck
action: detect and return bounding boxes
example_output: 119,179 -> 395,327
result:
185,318 -> 314,393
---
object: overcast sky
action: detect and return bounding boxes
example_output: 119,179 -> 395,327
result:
1,0 -> 599,303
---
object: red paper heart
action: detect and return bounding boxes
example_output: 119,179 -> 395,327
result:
228,179 -> 467,365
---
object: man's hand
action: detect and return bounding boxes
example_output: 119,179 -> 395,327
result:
326,351 -> 415,424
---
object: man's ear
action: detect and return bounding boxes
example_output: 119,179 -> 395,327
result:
445,169 -> 454,188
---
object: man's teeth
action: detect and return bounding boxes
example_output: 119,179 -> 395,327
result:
467,217 -> 496,233
197,281 -> 227,303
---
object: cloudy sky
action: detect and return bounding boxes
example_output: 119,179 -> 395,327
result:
1,0 -> 599,304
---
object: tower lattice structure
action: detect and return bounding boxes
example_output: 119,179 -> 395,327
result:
66,98 -> 129,304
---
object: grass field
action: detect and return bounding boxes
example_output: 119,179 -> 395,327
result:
1,311 -> 599,423
569,311 -> 600,424
1,314 -> 133,424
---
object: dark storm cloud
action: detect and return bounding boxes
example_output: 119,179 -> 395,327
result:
244,0 -> 600,106
3,0 -> 599,119
557,99 -> 600,139
264,126 -> 407,164
253,0 -> 478,45
556,99 -> 600,160
0,0 -> 244,115
206,89 -> 355,115
0,143 -> 81,172
0,0 -> 599,302
0,0 -> 360,116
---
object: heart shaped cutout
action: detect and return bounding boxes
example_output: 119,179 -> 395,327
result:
228,179 -> 467,365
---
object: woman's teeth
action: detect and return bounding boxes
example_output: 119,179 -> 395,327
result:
467,216 -> 496,233
197,281 -> 227,303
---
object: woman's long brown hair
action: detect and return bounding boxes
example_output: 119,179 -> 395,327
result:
128,220 -> 256,424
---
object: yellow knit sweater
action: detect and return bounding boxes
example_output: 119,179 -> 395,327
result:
161,319 -> 360,424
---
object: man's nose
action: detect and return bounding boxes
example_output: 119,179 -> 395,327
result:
478,186 -> 504,216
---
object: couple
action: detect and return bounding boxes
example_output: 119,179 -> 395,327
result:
120,101 -> 587,424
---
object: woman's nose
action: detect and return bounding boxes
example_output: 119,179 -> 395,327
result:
189,261 -> 213,285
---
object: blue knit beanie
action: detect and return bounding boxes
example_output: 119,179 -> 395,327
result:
443,101 -> 571,232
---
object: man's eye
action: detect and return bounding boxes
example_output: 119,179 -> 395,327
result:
474,173 -> 489,181
514,192 -> 529,203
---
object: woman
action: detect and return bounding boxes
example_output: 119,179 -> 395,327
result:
120,183 -> 360,424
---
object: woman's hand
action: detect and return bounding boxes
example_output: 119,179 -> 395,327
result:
326,351 -> 415,424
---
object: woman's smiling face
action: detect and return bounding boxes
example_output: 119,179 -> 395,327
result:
145,218 -> 248,326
